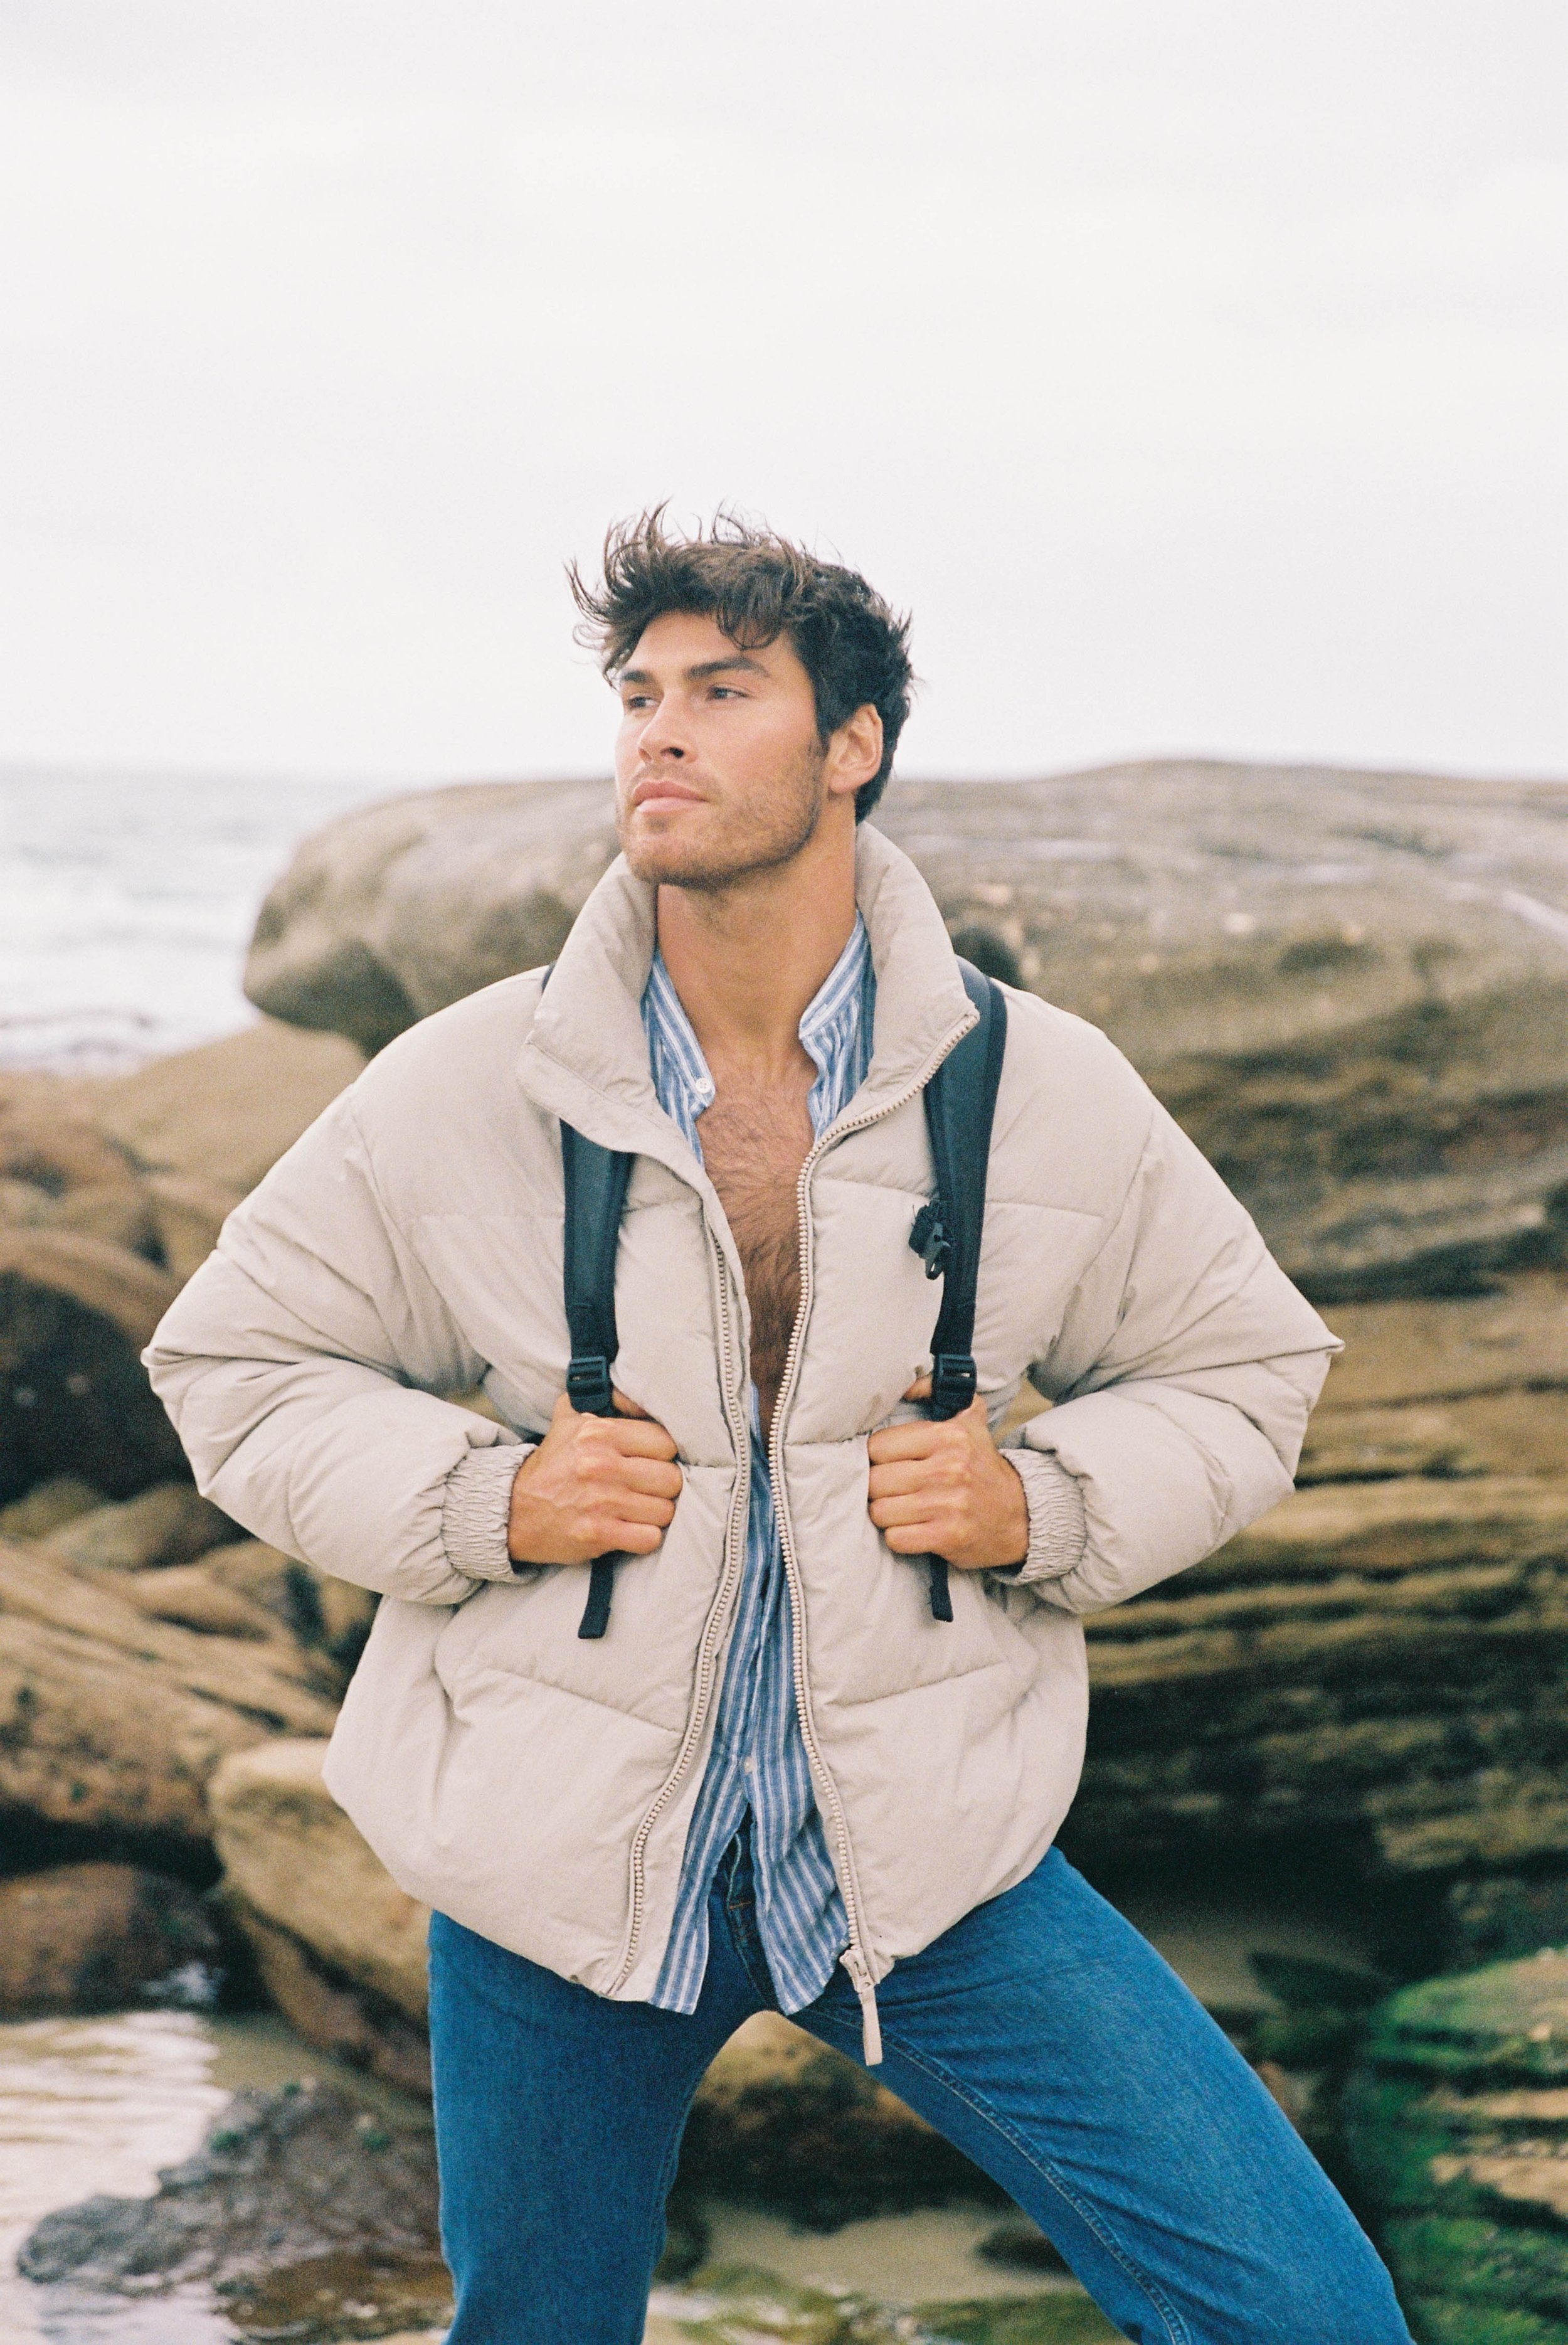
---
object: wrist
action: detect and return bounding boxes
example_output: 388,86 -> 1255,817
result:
445,1444 -> 536,1582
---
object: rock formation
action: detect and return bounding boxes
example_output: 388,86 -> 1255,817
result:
0,1019 -> 363,1506
1064,1269 -> 1568,1896
245,762 -> 1568,1302
18,2078 -> 447,2310
210,1740 -> 432,2094
1345,1952 -> 1568,2339
0,1861 -> 220,2014
0,1534 -> 341,1876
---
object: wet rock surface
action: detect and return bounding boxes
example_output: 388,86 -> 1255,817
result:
0,1862 -> 220,2015
1345,1952 -> 1568,2341
18,2076 -> 442,2295
209,1741 -> 433,2094
1,1023 -> 362,1508
680,2014 -> 1003,2230
245,762 -> 1568,1302
1064,1272 -> 1568,1891
0,1535 -> 341,1874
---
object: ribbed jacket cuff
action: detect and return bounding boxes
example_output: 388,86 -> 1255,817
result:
1005,1451 -> 1088,1585
441,1444 -> 535,1581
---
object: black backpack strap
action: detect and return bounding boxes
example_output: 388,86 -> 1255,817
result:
559,1120 -> 635,1639
541,960 -> 637,1640
907,959 -> 1009,1621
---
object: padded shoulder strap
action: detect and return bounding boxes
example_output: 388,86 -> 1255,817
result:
542,964 -> 637,1637
559,1122 -> 634,1418
918,960 -> 1009,1422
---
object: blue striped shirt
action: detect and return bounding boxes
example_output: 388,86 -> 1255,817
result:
642,917 -> 876,2014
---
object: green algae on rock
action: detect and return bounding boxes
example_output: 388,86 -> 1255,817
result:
1345,1952 -> 1568,2340
652,2264 -> 1123,2344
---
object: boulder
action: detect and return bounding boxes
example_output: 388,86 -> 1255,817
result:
1071,1460 -> 1568,1882
681,2010 -> 999,2229
0,1474 -> 102,1539
90,1016 -> 365,1198
200,1537 -> 378,1669
0,1861 -> 219,2015
39,1481 -> 238,1570
245,761 -> 1568,1301
209,1740 -> 432,2093
0,1538 -> 339,1874
18,2078 -> 445,2312
209,1741 -> 430,2022
0,1226 -> 186,1503
245,779 -> 620,1054
1344,1954 -> 1568,2339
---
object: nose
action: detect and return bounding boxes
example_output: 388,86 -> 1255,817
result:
635,693 -> 691,761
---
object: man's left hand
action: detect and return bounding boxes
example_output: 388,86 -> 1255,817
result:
866,1385 -> 1029,1572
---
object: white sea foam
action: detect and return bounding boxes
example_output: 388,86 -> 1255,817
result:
0,769 -> 405,1071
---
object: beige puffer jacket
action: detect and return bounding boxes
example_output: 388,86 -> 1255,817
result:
147,826 -> 1337,2058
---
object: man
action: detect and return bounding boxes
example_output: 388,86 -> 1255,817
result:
147,514 -> 1412,2345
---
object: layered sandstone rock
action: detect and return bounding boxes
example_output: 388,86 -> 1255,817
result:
0,1022 -> 362,1506
244,762 -> 1568,1301
0,1538 -> 339,1873
1070,1273 -> 1568,1886
0,1861 -> 220,2015
1344,1953 -> 1568,2341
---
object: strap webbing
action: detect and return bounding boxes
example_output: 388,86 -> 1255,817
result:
914,960 -> 1008,1620
558,1118 -> 635,1640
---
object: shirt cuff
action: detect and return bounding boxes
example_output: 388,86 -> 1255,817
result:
1002,1451 -> 1088,1585
441,1444 -> 536,1581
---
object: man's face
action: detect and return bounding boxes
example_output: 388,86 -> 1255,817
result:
613,610 -> 831,890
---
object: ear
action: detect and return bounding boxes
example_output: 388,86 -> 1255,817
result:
824,704 -> 884,801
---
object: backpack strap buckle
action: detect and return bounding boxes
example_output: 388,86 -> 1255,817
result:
929,1352 -> 977,1419
566,1353 -> 615,1417
909,1201 -> 953,1281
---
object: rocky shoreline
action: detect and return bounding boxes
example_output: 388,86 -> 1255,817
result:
8,759 -> 1568,2340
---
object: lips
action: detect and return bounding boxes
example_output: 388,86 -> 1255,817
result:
630,777 -> 705,809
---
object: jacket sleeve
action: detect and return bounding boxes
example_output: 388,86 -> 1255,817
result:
143,1090 -> 527,1608
1013,1097 -> 1338,1617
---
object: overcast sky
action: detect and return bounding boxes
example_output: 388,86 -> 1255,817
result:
1,1 -> 1563,785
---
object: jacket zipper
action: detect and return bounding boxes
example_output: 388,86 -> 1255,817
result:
608,1237 -> 753,1995
608,1004 -> 977,2024
767,1019 -> 975,2067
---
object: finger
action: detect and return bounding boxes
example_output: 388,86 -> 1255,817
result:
869,1492 -> 948,1529
612,1388 -> 654,1420
601,1521 -> 665,1555
882,1522 -> 943,1555
866,1421 -> 943,1464
611,1457 -> 684,1500
902,1375 -> 933,1401
595,1487 -> 677,1528
598,1417 -> 680,1460
867,1458 -> 944,1499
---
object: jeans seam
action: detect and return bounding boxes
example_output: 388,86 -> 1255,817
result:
842,2023 -> 1193,2345
640,2096 -> 701,2313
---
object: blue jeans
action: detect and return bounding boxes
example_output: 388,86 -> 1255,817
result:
428,1846 -> 1411,2345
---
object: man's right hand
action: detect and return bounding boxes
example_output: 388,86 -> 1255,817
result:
506,1390 -> 683,1567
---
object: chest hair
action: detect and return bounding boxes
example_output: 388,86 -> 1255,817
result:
697,1071 -> 814,1441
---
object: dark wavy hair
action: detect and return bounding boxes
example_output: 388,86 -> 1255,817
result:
568,508 -> 915,821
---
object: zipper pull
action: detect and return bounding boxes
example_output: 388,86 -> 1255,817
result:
843,1952 -> 884,2066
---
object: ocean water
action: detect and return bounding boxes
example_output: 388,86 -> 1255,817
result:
0,769 -> 410,1072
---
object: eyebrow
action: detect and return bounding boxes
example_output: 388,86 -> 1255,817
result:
618,654 -> 768,687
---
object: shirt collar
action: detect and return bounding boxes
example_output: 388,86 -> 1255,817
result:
645,913 -> 872,1125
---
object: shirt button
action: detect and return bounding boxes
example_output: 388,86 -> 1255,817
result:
743,1758 -> 757,1777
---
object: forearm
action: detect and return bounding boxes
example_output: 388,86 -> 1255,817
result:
1010,1353 -> 1326,1615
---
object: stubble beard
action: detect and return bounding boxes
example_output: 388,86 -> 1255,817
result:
620,745 -> 827,893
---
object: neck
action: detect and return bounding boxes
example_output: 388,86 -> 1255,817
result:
655,813 -> 858,1076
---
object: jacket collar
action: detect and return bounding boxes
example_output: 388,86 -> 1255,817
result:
516,821 -> 976,1174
